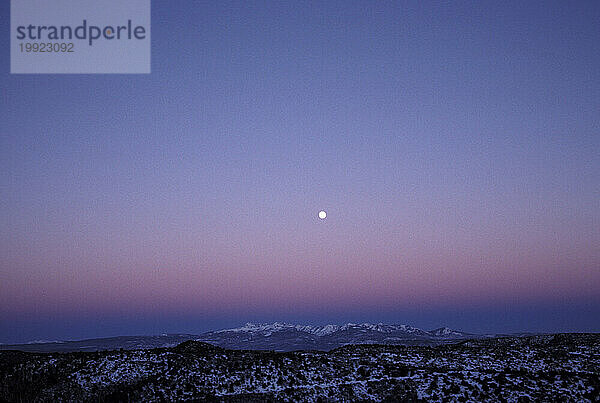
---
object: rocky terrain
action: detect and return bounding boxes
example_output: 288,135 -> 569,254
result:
0,333 -> 598,402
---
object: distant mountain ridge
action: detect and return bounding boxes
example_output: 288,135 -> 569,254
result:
0,334 -> 198,353
196,322 -> 476,351
0,322 -> 480,353
212,322 -> 471,338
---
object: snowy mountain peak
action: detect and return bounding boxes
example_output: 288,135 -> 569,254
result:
429,327 -> 467,337
216,322 -> 341,336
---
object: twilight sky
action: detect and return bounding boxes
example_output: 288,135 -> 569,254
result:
1,1 -> 599,343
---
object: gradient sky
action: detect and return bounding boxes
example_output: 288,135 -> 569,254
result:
1,1 -> 599,344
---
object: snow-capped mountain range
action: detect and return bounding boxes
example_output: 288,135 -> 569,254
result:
213,322 -> 465,338
195,322 -> 476,351
0,322 -> 479,353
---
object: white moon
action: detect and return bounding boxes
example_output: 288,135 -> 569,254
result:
318,210 -> 327,219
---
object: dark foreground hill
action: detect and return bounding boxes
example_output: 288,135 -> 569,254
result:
0,334 -> 598,402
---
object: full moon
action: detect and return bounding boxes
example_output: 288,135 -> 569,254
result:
318,210 -> 327,219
